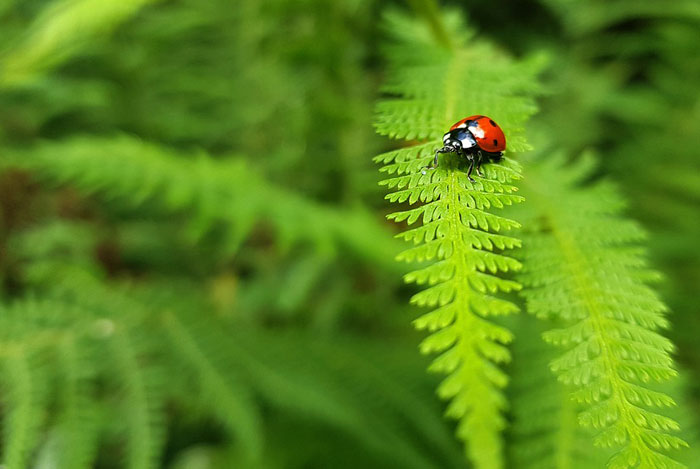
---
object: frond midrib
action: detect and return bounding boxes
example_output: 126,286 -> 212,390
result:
446,169 -> 504,469
556,388 -> 577,469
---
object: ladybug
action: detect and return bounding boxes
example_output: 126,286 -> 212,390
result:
423,115 -> 506,181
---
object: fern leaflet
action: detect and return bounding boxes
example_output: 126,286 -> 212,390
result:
375,10 -> 539,468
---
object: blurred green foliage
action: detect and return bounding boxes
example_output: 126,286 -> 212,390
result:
0,0 -> 698,468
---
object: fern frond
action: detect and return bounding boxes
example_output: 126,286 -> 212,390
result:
52,337 -> 99,469
162,310 -> 263,460
541,0 -> 700,37
225,327 -> 466,469
127,279 -> 468,468
0,296 -> 87,469
0,350 -> 49,469
35,267 -> 166,469
517,154 -> 687,468
508,318 -> 611,469
108,330 -> 164,469
0,0 -> 158,86
375,9 -> 540,468
13,135 -> 399,271
0,290 -> 167,469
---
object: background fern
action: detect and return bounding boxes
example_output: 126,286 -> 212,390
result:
0,0 -> 698,468
11,135 -> 399,268
507,318 -> 612,469
515,155 -> 687,467
507,316 -> 700,469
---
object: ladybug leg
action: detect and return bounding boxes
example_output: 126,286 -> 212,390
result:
431,149 -> 441,167
455,147 -> 476,182
475,151 -> 485,177
422,147 -> 451,174
465,156 -> 476,182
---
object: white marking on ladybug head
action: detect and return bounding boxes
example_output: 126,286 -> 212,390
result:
457,123 -> 467,129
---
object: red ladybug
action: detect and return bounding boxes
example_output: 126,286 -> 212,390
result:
423,115 -> 506,181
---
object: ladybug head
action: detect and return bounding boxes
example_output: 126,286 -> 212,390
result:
441,134 -> 462,153
443,128 -> 477,153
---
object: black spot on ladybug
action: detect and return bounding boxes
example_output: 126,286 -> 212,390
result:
493,139 -> 498,146
489,119 -> 496,126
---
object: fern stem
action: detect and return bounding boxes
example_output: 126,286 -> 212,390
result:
447,170 -> 504,469
406,0 -> 454,50
555,380 -> 576,469
443,51 -> 464,120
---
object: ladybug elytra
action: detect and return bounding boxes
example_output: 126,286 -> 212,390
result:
423,115 -> 506,181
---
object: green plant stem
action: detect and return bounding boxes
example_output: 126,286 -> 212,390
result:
447,169 -> 503,469
406,0 -> 454,50
556,387 -> 576,469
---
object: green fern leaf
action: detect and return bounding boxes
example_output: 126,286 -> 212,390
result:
0,298 -> 103,469
109,330 -> 165,469
517,154 -> 687,468
162,310 -> 264,460
225,327 -> 465,469
375,9 -> 540,468
508,318 -> 612,469
52,337 -> 99,469
0,0 -> 159,86
13,135 -> 400,271
0,351 -> 49,469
